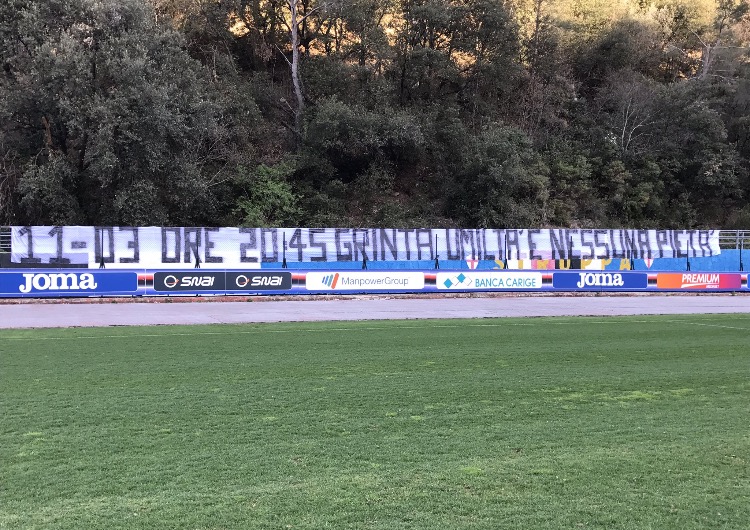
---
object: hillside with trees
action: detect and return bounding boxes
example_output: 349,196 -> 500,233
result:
1,0 -> 749,228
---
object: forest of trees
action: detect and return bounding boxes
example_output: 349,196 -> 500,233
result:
1,0 -> 749,229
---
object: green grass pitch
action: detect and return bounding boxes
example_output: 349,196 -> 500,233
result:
1,315 -> 749,529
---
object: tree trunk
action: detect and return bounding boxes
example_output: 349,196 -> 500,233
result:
289,0 -> 304,139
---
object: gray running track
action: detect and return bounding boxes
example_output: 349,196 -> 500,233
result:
1,295 -> 750,328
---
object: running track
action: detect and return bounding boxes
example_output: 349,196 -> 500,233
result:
1,295 -> 750,328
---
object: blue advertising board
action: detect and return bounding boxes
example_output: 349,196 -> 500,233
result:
0,270 -> 139,297
552,271 -> 648,290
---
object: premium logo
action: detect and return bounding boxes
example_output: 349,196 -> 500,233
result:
656,273 -> 741,290
575,273 -> 624,288
227,272 -> 292,291
19,273 -> 98,293
154,271 -> 225,291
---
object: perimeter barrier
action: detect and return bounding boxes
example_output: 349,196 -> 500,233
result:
0,226 -> 748,297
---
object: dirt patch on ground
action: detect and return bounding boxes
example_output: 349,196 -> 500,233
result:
1,291 -> 745,305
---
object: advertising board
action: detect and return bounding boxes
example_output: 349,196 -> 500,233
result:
0,271 -> 138,297
656,273 -> 742,290
306,271 -> 425,291
553,272 -> 648,290
153,271 -> 226,292
226,271 -> 293,291
436,271 -> 542,290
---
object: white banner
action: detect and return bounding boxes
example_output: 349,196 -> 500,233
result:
10,226 -> 721,268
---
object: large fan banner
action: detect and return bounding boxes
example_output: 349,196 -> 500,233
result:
10,226 -> 720,269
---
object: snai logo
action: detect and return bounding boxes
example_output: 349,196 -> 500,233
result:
19,273 -> 98,293
163,275 -> 216,288
576,273 -> 624,288
235,275 -> 284,288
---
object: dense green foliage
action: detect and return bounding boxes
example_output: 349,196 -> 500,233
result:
2,315 -> 750,528
1,0 -> 749,227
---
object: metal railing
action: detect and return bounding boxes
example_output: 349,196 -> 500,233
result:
0,226 -> 9,253
719,230 -> 750,250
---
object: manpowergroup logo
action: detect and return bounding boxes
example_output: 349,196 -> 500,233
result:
306,272 -> 424,291
553,272 -> 647,290
436,272 -> 542,290
321,273 -> 340,289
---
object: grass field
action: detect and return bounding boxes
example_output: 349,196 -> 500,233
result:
1,315 -> 749,529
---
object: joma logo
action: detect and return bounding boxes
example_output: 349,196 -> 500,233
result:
19,273 -> 98,293
576,273 -> 624,288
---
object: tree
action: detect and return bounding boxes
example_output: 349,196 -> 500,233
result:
447,124 -> 550,227
2,0 -> 247,225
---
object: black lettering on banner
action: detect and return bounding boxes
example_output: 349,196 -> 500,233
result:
162,227 -> 181,263
239,228 -> 259,263
699,230 -> 712,257
353,229 -> 369,261
507,230 -> 521,259
445,229 -> 460,260
398,229 -> 414,260
550,229 -> 567,260
655,230 -> 670,258
261,229 -> 279,262
335,229 -> 353,261
184,227 -> 202,263
462,230 -> 477,259
380,229 -> 397,260
580,230 -> 595,259
19,226 -> 42,263
527,229 -> 542,260
492,230 -> 506,261
204,228 -> 222,263
288,228 -> 307,261
119,227 -> 139,263
687,231 -> 696,257
416,229 -> 433,260
308,228 -> 327,262
48,226 -> 71,264
637,230 -> 651,259
476,229 -> 485,259
623,230 -> 637,259
594,229 -> 609,258
608,230 -> 624,258
94,227 -> 115,264
370,229 -> 379,260
672,230 -> 685,258
566,229 -> 579,259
